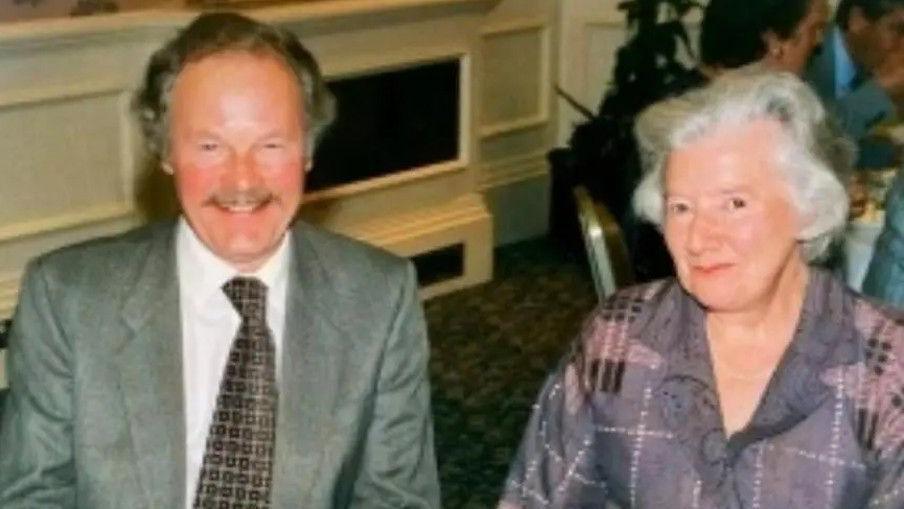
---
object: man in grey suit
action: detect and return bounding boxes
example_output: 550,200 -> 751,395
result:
805,0 -> 904,166
0,12 -> 440,509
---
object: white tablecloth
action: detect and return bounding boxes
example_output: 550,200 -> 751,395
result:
843,214 -> 884,290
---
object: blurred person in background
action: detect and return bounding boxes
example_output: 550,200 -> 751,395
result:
806,0 -> 904,166
862,169 -> 904,305
700,0 -> 829,76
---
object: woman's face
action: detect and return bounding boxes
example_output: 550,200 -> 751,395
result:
764,0 -> 829,75
662,119 -> 805,313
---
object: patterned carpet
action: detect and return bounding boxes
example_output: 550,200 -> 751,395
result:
425,236 -> 597,508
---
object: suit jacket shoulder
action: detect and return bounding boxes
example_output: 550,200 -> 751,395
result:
38,221 -> 172,267
23,222 -> 176,319
291,222 -> 412,288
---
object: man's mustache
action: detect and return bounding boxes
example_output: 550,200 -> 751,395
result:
203,188 -> 275,209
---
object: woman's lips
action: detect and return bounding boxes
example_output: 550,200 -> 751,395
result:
691,263 -> 733,275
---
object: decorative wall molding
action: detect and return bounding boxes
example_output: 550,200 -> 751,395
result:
333,192 -> 493,299
0,78 -> 127,108
480,15 -> 546,36
478,17 -> 550,139
479,114 -> 548,140
340,192 -> 489,247
478,150 -> 548,190
305,161 -> 467,204
320,44 -> 468,79
0,80 -> 138,246
0,203 -> 137,246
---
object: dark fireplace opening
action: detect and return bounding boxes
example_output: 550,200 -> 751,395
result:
411,243 -> 465,287
308,59 -> 461,192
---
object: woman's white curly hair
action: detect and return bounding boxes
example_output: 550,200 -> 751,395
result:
632,66 -> 855,262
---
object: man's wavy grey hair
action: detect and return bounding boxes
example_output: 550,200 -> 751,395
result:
632,66 -> 855,262
134,11 -> 336,162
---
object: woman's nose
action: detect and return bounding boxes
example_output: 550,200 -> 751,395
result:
687,212 -> 721,255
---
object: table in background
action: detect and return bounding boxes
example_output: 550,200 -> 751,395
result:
843,167 -> 898,290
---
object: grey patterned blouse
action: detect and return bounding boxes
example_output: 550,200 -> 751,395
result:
499,270 -> 904,509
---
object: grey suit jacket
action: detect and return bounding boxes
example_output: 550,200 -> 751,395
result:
0,221 -> 440,508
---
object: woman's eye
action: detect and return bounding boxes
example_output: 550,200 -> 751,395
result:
667,202 -> 690,215
728,197 -> 747,210
199,142 -> 219,152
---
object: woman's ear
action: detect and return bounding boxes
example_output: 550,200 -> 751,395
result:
161,161 -> 174,175
793,206 -> 817,243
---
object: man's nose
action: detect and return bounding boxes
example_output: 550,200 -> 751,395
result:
224,152 -> 262,189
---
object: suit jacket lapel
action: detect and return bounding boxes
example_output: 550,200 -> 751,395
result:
805,27 -> 838,100
115,224 -> 185,509
271,225 -> 351,507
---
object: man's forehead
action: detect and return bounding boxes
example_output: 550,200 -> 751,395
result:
182,48 -> 294,75
168,50 -> 306,129
172,50 -> 302,98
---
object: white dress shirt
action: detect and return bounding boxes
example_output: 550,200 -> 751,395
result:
176,218 -> 290,507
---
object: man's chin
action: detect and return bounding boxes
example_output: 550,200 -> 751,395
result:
210,238 -> 282,272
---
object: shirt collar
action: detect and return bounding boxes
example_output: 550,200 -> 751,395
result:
176,217 -> 291,309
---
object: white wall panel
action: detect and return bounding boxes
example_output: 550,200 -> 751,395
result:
0,89 -> 132,226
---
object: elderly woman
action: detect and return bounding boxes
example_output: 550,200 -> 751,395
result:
499,69 -> 904,508
626,0 -> 830,282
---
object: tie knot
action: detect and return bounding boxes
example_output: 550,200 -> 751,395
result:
222,276 -> 267,322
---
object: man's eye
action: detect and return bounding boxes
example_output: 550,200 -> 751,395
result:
199,142 -> 219,152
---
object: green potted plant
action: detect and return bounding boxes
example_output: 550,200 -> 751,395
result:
549,0 -> 702,250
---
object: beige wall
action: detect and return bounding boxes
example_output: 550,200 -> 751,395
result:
477,0 -> 557,245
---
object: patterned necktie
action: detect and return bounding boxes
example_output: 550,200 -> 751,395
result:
193,277 -> 278,508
